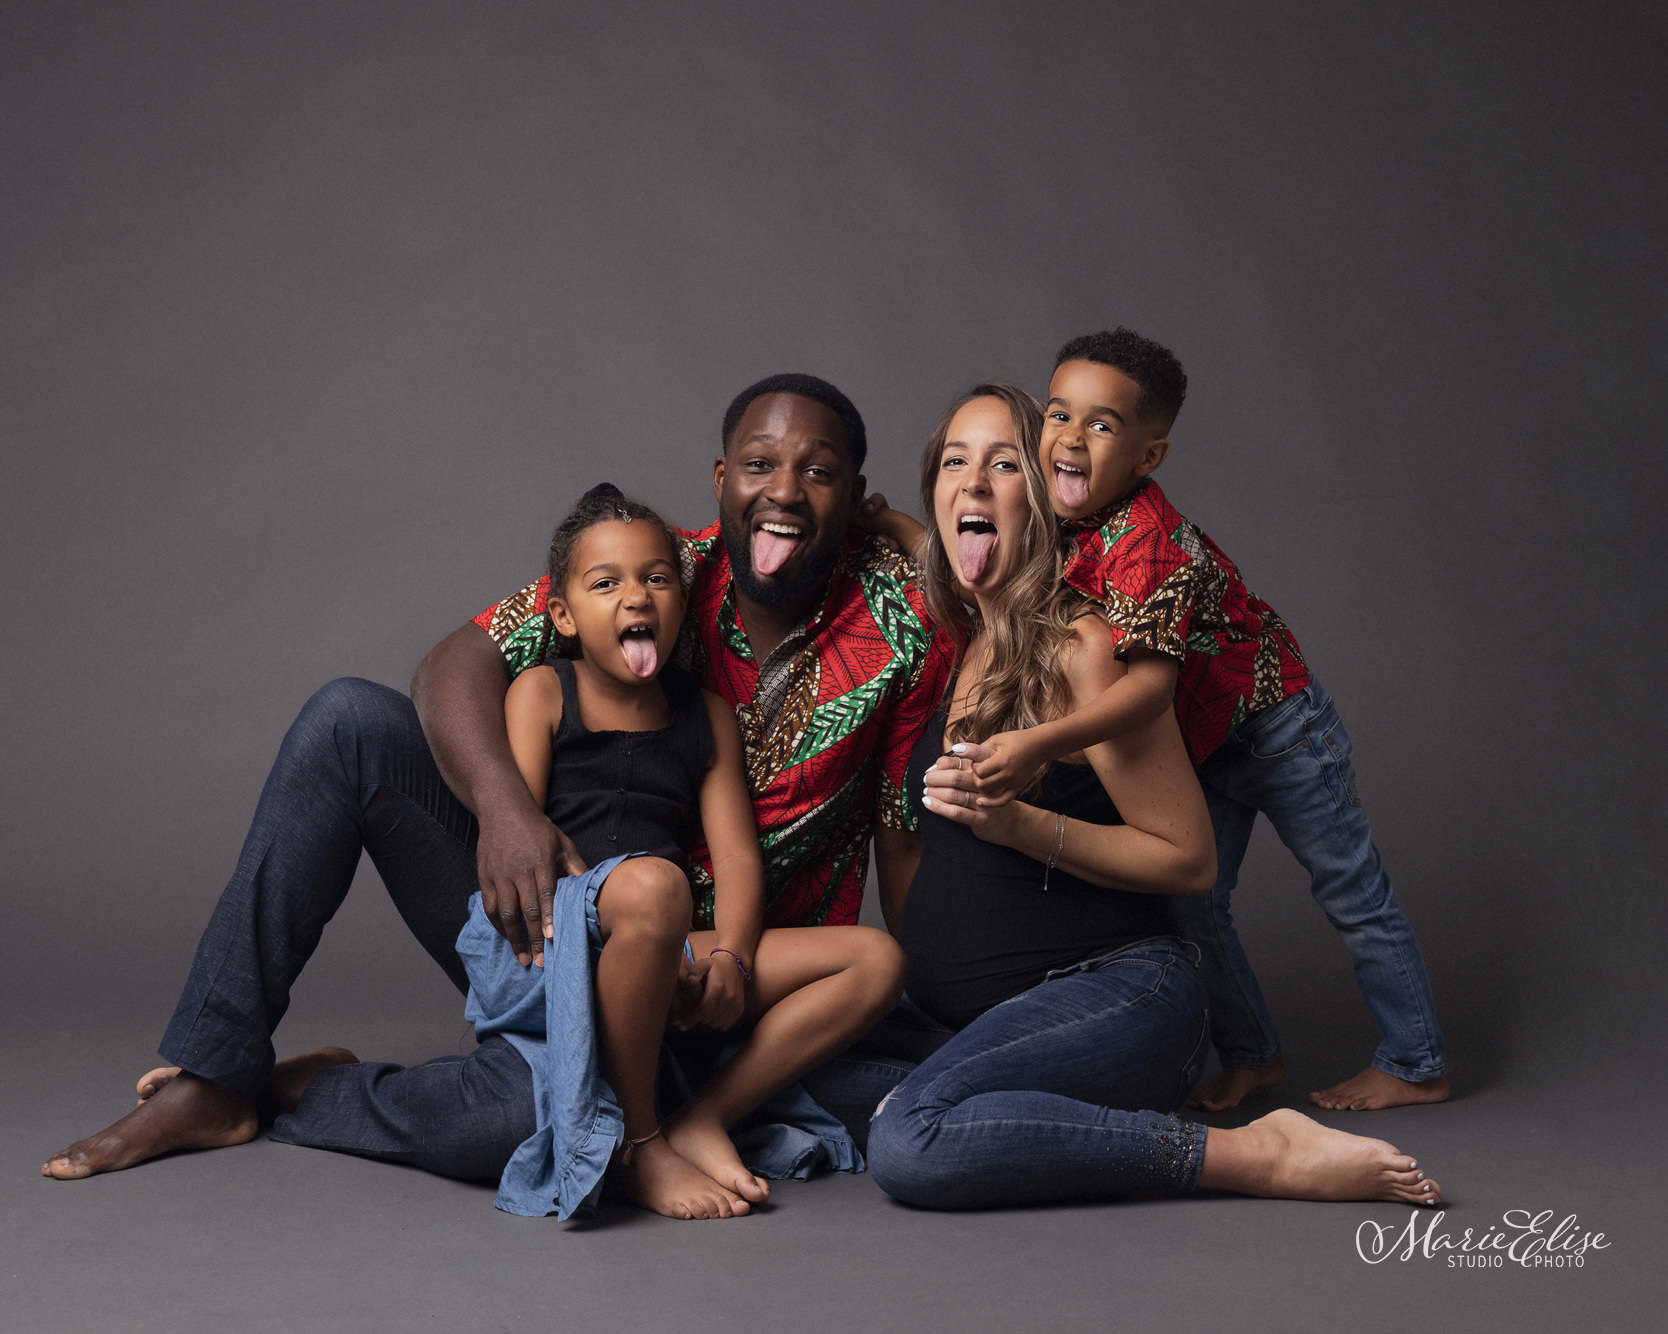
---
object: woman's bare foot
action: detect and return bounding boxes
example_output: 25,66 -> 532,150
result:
42,1073 -> 258,1180
1310,1067 -> 1450,1111
1189,1054 -> 1286,1111
664,1109 -> 770,1206
614,1133 -> 750,1220
1198,1107 -> 1443,1205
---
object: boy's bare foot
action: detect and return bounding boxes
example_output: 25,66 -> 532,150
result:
1189,1054 -> 1286,1111
614,1133 -> 750,1220
1309,1067 -> 1450,1111
664,1109 -> 771,1206
42,1072 -> 258,1180
137,1047 -> 358,1114
1199,1107 -> 1443,1205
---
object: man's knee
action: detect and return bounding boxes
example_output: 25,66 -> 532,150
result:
597,856 -> 691,941
283,678 -> 423,775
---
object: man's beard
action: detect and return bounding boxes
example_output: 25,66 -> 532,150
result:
720,510 -> 844,613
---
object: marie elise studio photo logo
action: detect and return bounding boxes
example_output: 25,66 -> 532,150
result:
1355,1209 -> 1610,1269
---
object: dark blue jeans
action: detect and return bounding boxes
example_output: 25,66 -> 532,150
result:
160,679 -> 481,1097
864,939 -> 1212,1210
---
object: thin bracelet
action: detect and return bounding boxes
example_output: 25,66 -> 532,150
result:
1043,811 -> 1067,891
709,947 -> 753,982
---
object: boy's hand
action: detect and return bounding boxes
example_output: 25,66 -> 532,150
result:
964,731 -> 1047,808
921,744 -> 1023,846
687,951 -> 749,1032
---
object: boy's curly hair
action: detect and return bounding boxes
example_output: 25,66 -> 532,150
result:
1056,327 -> 1188,430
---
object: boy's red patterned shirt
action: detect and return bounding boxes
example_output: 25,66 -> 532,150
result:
473,521 -> 953,929
1063,479 -> 1310,765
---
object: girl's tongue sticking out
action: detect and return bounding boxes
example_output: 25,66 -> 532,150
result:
751,523 -> 801,575
1054,463 -> 1091,510
956,518 -> 998,584
619,627 -> 659,679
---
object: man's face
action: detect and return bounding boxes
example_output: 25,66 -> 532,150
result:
713,392 -> 865,614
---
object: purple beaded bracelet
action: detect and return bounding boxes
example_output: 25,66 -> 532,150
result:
708,947 -> 753,982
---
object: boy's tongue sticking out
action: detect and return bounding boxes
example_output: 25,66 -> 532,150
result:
1053,463 -> 1092,512
751,523 -> 802,576
619,628 -> 659,679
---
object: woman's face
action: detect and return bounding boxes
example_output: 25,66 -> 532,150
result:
932,396 -> 1032,600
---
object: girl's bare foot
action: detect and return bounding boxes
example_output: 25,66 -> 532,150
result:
1310,1067 -> 1450,1111
614,1133 -> 750,1220
664,1109 -> 770,1206
1199,1107 -> 1443,1205
1189,1053 -> 1286,1111
42,1073 -> 258,1180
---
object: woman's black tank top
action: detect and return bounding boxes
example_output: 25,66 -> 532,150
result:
896,705 -> 1178,1029
542,657 -> 713,870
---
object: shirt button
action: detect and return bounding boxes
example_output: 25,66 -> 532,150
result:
607,834 -> 616,842
616,787 -> 625,795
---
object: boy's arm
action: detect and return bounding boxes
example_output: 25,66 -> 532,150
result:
411,621 -> 585,967
970,648 -> 1179,805
855,492 -> 928,554
690,692 -> 766,1030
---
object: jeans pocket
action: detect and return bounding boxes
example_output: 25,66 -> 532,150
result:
1242,691 -> 1311,760
1320,725 -> 1362,807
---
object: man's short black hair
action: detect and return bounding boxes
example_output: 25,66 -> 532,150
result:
720,373 -> 867,472
1055,328 -> 1188,430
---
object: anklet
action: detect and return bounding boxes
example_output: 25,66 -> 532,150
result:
619,1125 -> 662,1166
709,947 -> 753,982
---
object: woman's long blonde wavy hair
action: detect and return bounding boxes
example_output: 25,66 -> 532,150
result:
918,383 -> 1085,770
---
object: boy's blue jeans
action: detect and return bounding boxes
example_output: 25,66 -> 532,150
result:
1170,676 -> 1446,1082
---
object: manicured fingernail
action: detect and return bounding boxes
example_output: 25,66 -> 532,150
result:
951,743 -> 967,754
1416,1172 -> 1424,1180
1408,1160 -> 1416,1168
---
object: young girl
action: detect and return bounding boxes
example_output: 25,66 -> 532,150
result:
248,485 -> 903,1219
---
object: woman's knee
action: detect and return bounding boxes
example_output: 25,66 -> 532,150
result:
865,1086 -> 963,1209
597,856 -> 691,941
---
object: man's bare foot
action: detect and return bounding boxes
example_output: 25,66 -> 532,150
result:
1310,1067 -> 1450,1111
1189,1054 -> 1286,1111
1199,1107 -> 1443,1205
42,1072 -> 258,1180
664,1109 -> 770,1206
614,1133 -> 749,1220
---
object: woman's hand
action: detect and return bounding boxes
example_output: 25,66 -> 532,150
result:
921,743 -> 1025,845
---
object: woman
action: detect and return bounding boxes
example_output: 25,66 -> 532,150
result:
863,384 -> 1443,1209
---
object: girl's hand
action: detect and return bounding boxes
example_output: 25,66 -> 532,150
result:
689,950 -> 749,1031
922,745 -> 1023,845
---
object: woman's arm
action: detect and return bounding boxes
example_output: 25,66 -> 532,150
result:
692,691 -> 767,1027
923,619 -> 1215,895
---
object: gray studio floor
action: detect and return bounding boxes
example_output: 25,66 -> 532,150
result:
5,892 -> 1659,1334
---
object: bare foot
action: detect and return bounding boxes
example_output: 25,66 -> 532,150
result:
1200,1107 -> 1443,1205
42,1072 -> 258,1180
1309,1067 -> 1450,1111
614,1133 -> 749,1220
1189,1054 -> 1286,1111
664,1109 -> 770,1206
136,1066 -> 182,1103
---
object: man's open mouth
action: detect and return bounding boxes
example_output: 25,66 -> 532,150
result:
1053,459 -> 1091,510
751,519 -> 806,576
618,624 -> 658,678
955,512 -> 998,584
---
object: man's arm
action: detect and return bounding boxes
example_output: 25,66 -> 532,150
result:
411,621 -> 583,967
873,824 -> 921,935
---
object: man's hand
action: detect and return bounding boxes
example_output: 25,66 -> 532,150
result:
964,730 -> 1050,807
921,743 -> 1023,846
476,804 -> 587,968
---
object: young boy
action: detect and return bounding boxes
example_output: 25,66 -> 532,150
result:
867,331 -> 1447,1111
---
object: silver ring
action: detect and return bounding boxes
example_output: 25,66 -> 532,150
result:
956,756 -> 964,772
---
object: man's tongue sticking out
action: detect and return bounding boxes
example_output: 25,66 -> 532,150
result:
1054,465 -> 1091,511
751,526 -> 801,576
619,630 -> 659,679
957,527 -> 998,584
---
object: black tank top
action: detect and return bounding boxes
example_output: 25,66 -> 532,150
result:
543,657 -> 713,870
896,706 -> 1178,1029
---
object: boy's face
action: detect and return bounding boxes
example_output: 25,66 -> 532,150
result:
1040,359 -> 1171,519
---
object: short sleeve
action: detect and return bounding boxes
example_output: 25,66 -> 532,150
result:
875,625 -> 954,831
472,577 -> 554,679
1094,506 -> 1205,664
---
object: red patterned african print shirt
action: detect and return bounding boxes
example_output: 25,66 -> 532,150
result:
1063,479 -> 1310,765
473,521 -> 953,929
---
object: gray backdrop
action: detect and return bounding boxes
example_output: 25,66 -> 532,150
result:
3,2 -> 1664,1330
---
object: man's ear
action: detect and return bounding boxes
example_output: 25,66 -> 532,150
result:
1136,438 -> 1170,478
712,454 -> 726,505
548,596 -> 578,639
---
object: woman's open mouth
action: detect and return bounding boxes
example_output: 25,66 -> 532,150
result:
618,624 -> 659,678
955,512 -> 999,584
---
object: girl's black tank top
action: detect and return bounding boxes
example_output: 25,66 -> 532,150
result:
542,657 -> 713,870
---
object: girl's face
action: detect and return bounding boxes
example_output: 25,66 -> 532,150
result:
548,520 -> 684,684
932,396 -> 1032,599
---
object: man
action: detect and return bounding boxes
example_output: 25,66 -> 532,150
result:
43,372 -> 950,1180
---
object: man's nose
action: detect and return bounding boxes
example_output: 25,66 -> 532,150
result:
764,466 -> 805,507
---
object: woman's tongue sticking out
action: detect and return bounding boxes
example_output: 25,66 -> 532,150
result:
957,522 -> 998,584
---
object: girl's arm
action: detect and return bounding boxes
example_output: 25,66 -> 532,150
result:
693,690 -> 766,1025
504,664 -> 564,805
923,618 -> 1215,895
